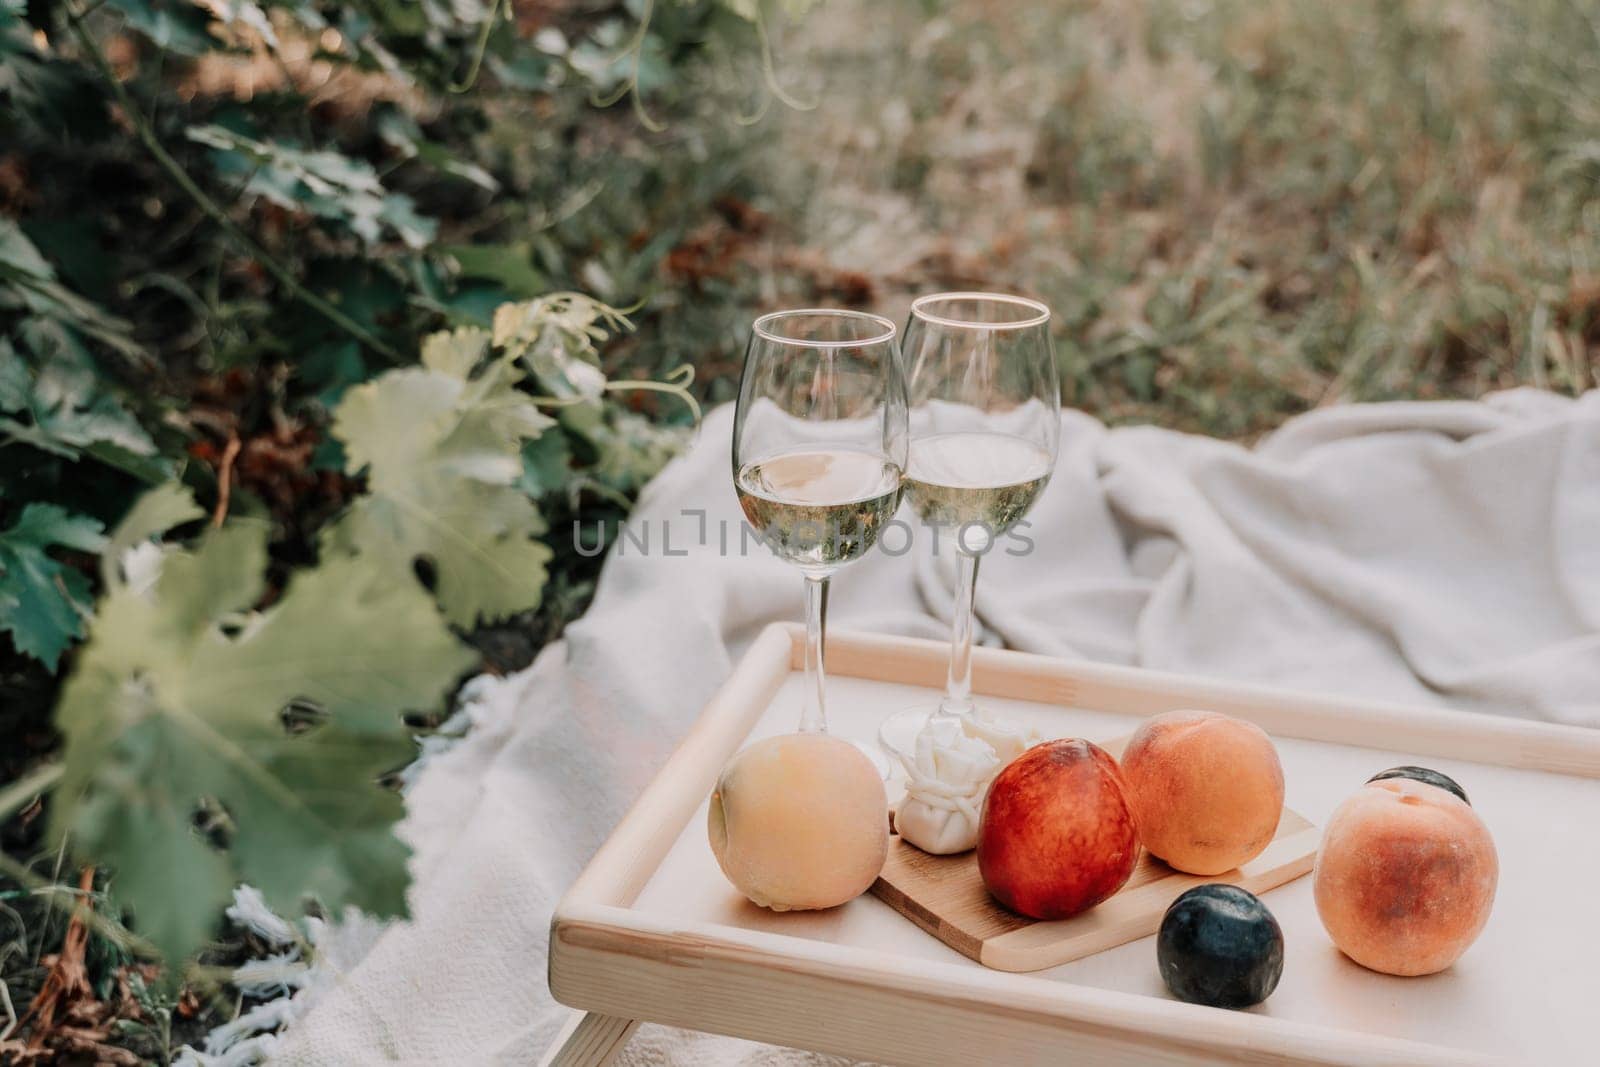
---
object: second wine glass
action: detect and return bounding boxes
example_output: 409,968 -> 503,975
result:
881,292 -> 1059,757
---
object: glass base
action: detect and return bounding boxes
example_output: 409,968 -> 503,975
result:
878,705 -> 971,771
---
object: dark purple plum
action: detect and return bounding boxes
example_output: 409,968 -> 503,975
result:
1157,885 -> 1284,1009
1367,765 -> 1469,806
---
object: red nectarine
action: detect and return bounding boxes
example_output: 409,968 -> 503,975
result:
977,739 -> 1138,920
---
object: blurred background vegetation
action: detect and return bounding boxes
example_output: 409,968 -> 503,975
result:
775,0 -> 1600,434
2,0 -> 1597,1060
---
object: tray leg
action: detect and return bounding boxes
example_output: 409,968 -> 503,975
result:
539,1010 -> 639,1067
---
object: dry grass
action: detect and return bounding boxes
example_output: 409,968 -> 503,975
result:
753,0 -> 1600,437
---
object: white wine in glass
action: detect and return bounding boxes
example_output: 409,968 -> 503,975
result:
736,449 -> 902,570
880,293 -> 1059,759
901,431 -> 1053,548
733,310 -> 908,755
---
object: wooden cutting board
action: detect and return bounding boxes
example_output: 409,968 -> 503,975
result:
871,736 -> 1320,973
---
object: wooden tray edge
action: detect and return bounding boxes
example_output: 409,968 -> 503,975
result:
550,900 -> 1498,1067
815,626 -> 1600,779
558,622 -> 792,910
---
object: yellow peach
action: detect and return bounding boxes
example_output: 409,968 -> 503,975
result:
1314,777 -> 1497,976
708,732 -> 888,911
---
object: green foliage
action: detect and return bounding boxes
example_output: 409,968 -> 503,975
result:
0,220 -> 143,364
325,323 -> 557,628
566,401 -> 689,497
0,501 -> 106,670
187,125 -> 437,250
0,5 -> 105,135
0,330 -> 160,474
0,0 -> 758,1034
493,292 -> 628,400
51,493 -> 476,968
520,430 -> 574,497
321,295 -> 692,628
26,287 -> 691,981
106,0 -> 219,56
99,481 -> 206,589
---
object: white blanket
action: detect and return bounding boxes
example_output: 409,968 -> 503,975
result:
270,390 -> 1600,1065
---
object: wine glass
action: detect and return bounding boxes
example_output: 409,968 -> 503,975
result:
733,309 -> 908,760
879,292 -> 1059,759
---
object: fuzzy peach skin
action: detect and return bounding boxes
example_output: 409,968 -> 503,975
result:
707,733 -> 889,911
977,739 -> 1139,920
1120,709 -> 1285,876
1313,778 -> 1498,976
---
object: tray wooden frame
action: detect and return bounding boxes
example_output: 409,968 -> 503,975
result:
547,623 -> 1600,1066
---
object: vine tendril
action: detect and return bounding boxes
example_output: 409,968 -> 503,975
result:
448,0 -> 508,94
590,0 -> 665,132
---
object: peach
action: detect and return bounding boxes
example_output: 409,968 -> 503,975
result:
1313,776 -> 1497,976
707,732 -> 888,911
1120,710 -> 1284,876
977,739 -> 1138,920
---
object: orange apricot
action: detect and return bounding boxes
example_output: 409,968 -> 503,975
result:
1119,710 -> 1285,876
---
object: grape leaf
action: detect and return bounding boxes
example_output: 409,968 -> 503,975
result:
0,222 -> 144,361
0,329 -> 158,462
106,0 -> 219,56
50,517 -> 477,968
0,340 -> 27,408
99,481 -> 206,590
492,293 -> 628,402
494,292 -> 684,495
0,217 -> 51,278
443,242 -> 545,297
0,502 -> 106,669
186,125 -> 437,249
0,27 -> 108,141
520,431 -> 572,498
324,329 -> 557,627
376,110 -> 501,192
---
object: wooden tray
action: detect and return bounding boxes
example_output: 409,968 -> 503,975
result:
873,732 -> 1319,972
547,624 -> 1600,1066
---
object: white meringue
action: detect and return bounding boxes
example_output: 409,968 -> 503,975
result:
895,717 -> 1002,855
960,705 -> 1041,764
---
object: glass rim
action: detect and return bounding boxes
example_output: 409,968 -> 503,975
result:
752,308 -> 898,349
909,291 -> 1051,330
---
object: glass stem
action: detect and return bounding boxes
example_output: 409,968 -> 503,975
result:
800,574 -> 830,734
940,548 -> 980,718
